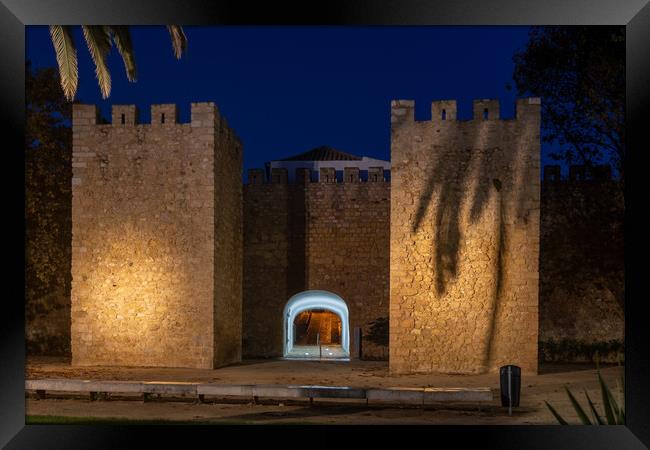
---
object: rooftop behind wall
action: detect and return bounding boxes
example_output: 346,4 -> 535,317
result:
543,164 -> 614,182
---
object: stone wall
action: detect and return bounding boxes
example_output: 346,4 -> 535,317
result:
243,174 -> 390,360
389,98 -> 541,375
70,102 -> 242,369
211,105 -> 244,367
28,99 -> 623,367
539,177 -> 624,362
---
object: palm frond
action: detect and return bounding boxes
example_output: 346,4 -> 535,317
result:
583,389 -> 604,425
48,26 -> 78,101
618,375 -> 625,423
545,351 -> 625,426
166,25 -> 187,59
81,25 -> 112,99
595,354 -> 621,425
109,26 -> 137,82
617,356 -> 625,423
565,386 -> 592,425
618,400 -> 626,424
544,401 -> 568,425
614,377 -> 623,419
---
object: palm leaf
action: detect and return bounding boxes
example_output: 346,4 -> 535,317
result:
544,401 -> 568,425
617,356 -> 625,424
48,25 -> 78,101
614,377 -> 625,424
81,25 -> 112,99
565,386 -> 592,425
621,377 -> 625,425
583,389 -> 604,425
619,402 -> 626,424
166,25 -> 187,59
109,26 -> 137,82
597,368 -> 617,424
606,381 -> 621,424
595,351 -> 625,425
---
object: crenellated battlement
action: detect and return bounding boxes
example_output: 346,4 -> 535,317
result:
250,164 -> 614,185
246,165 -> 612,185
72,103 -> 241,143
151,104 -> 178,125
111,105 -> 138,125
390,97 -> 541,124
543,164 -> 614,182
246,167 -> 390,185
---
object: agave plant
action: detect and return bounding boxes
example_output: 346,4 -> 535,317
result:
49,25 -> 187,101
545,353 -> 625,425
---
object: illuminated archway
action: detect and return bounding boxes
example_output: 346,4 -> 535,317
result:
283,290 -> 350,358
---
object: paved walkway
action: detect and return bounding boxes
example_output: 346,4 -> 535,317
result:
26,378 -> 492,405
25,357 -> 624,424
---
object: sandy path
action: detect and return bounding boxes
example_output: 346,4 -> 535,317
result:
25,357 -> 624,425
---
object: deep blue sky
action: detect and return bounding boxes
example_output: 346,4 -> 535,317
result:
27,26 -> 553,172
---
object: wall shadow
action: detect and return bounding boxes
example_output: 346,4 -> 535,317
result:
411,126 -> 530,291
408,122 -> 531,370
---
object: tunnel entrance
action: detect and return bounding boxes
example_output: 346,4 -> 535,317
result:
293,309 -> 342,346
283,291 -> 350,360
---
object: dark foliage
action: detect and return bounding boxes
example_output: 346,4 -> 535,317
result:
25,61 -> 72,355
513,26 -> 625,179
364,317 -> 389,347
539,339 -> 624,363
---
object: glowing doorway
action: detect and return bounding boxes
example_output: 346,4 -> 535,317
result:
283,290 -> 350,360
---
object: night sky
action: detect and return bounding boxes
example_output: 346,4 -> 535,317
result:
27,26 -> 555,172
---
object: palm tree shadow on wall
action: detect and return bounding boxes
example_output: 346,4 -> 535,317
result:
409,128 -> 531,368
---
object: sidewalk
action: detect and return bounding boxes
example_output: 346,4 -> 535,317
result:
25,357 -> 624,424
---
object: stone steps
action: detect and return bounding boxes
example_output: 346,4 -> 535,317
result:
26,379 -> 493,405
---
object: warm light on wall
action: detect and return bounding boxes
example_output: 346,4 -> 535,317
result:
72,220 -> 212,367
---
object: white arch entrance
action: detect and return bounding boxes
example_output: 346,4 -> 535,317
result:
283,290 -> 350,359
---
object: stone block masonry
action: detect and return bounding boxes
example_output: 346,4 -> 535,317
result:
27,97 -> 620,368
243,174 -> 390,360
390,98 -> 541,375
71,102 -> 242,369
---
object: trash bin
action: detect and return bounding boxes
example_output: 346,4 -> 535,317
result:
500,365 -> 521,407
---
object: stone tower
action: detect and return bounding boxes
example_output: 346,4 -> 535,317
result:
389,98 -> 541,375
70,102 -> 242,369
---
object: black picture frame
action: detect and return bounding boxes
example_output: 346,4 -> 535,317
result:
2,0 -> 649,448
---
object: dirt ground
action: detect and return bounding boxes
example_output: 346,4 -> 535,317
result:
25,357 -> 624,425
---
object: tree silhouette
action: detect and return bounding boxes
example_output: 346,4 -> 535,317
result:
513,26 -> 625,179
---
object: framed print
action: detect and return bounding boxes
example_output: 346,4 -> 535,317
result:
2,0 -> 649,448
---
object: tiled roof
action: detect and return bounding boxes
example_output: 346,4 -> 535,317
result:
279,146 -> 363,161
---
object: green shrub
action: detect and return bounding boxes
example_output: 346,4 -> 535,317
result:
539,339 -> 624,363
364,317 -> 389,347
